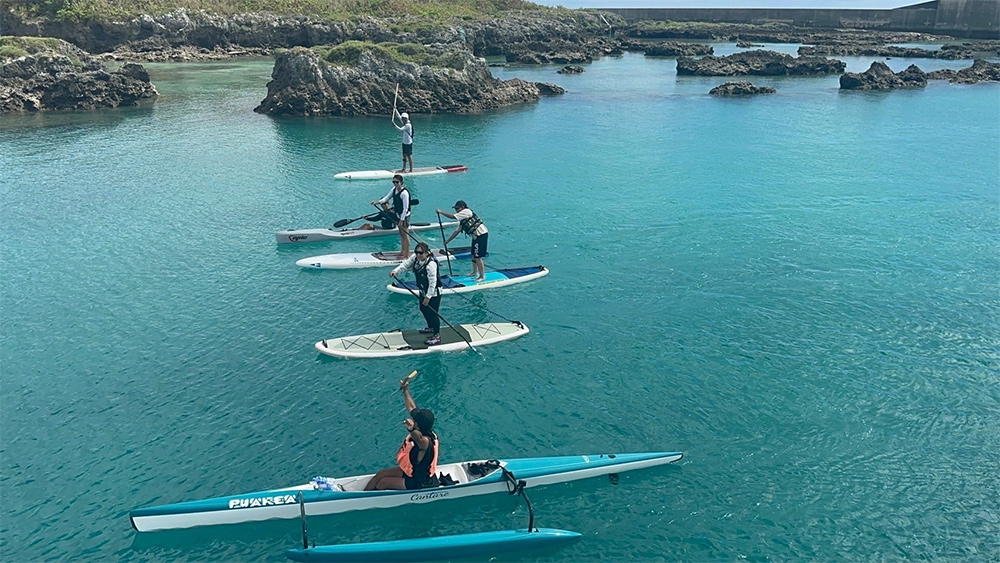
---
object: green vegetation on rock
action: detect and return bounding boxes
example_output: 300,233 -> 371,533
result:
0,36 -> 82,64
10,0 -> 542,22
321,40 -> 469,70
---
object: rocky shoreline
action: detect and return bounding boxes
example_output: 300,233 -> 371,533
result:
2,7 -> 999,113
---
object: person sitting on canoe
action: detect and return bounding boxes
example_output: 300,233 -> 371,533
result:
357,207 -> 397,231
371,174 -> 411,258
389,241 -> 443,346
364,377 -> 438,491
437,200 -> 489,282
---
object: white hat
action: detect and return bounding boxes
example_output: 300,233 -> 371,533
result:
400,112 -> 409,119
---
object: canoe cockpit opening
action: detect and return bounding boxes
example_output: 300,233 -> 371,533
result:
311,460 -> 503,493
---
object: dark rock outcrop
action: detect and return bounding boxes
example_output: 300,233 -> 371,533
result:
1,39 -> 157,112
643,41 -> 713,57
677,50 -> 845,76
736,40 -> 764,48
799,40 -> 1000,60
709,81 -> 776,96
557,65 -> 584,74
839,61 -> 928,90
254,46 -> 563,117
926,59 -> 1000,83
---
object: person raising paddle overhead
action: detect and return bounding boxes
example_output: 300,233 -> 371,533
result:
392,110 -> 413,173
364,375 -> 439,491
371,174 -> 411,258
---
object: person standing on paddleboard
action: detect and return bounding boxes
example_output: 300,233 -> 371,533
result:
392,110 -> 413,173
438,200 -> 489,282
364,376 -> 439,491
372,174 -> 411,258
390,242 -> 443,346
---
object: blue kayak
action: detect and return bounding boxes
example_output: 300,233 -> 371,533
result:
388,265 -> 549,295
286,528 -> 581,562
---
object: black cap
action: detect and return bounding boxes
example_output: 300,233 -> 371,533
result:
453,200 -> 466,210
410,408 -> 435,433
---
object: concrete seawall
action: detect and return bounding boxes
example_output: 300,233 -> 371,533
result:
600,0 -> 999,39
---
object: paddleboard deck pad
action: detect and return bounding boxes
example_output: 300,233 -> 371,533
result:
297,247 -> 471,270
315,322 -> 528,358
286,528 -> 581,562
389,266 -> 549,294
334,165 -> 467,181
276,222 -> 457,244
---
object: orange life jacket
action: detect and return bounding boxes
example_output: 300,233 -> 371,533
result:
396,433 -> 439,478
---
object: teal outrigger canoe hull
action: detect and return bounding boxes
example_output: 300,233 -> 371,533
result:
286,528 -> 581,562
130,451 -> 683,532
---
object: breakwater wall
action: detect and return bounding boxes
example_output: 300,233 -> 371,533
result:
600,0 -> 1000,39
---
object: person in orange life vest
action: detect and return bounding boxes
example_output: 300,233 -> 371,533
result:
363,377 -> 439,491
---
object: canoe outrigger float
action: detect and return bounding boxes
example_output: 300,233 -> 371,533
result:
286,464 -> 583,562
129,451 -> 683,533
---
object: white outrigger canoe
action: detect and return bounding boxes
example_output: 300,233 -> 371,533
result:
297,246 -> 471,270
129,451 -> 683,532
334,165 -> 467,181
389,266 -> 549,295
315,322 -> 528,358
276,221 -> 457,244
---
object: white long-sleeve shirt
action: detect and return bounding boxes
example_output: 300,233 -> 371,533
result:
379,186 -> 410,222
395,121 -> 413,145
391,255 -> 440,298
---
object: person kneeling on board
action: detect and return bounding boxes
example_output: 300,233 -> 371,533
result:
364,377 -> 438,491
390,242 -> 443,345
437,200 -> 489,281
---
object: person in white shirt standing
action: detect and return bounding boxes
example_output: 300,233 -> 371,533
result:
372,174 -> 411,259
390,242 -> 443,346
393,110 -> 413,173
438,200 -> 489,282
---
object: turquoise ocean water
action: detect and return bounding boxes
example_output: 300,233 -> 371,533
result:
2,47 -> 998,561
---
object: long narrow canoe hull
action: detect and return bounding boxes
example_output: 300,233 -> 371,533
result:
334,165 -> 467,181
297,247 -> 471,270
276,222 -> 457,244
389,266 -> 548,294
129,451 -> 683,532
286,528 -> 581,562
314,322 -> 529,358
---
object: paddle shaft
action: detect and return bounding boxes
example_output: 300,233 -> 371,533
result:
390,272 -> 476,351
391,83 -> 399,122
436,210 -> 454,277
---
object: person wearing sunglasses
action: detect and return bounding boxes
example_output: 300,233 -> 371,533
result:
390,241 -> 443,346
371,174 -> 411,258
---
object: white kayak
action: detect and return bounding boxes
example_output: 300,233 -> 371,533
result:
297,247 -> 472,270
389,266 -> 549,294
276,222 -> 457,244
315,322 -> 529,358
334,165 -> 468,181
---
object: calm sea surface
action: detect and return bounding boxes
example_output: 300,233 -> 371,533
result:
2,47 -> 998,562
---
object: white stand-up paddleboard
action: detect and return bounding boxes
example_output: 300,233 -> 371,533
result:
276,221 -> 457,244
315,322 -> 529,358
334,165 -> 468,181
389,266 -> 549,294
297,247 -> 472,270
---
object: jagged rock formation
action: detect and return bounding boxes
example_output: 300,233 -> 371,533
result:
676,50 -> 845,76
839,61 -> 928,89
0,38 -> 156,112
558,65 -> 584,74
926,59 -> 1000,83
254,46 -> 564,117
736,40 -> 764,48
798,42 -> 998,60
643,41 -> 713,57
709,81 -> 776,96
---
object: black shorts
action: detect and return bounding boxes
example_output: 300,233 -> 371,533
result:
402,143 -> 413,156
404,474 -> 435,490
472,233 -> 489,259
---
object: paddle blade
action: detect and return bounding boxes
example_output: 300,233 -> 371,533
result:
333,219 -> 351,228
